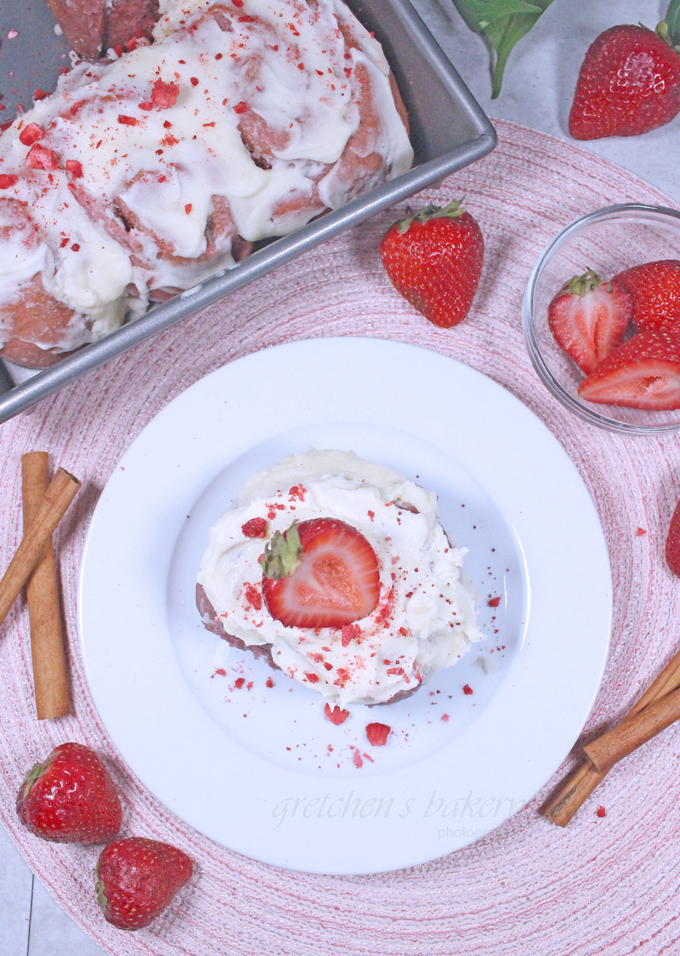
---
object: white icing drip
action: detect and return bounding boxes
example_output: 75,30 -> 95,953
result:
0,0 -> 412,357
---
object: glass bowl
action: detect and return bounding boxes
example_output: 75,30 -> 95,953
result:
522,204 -> 680,435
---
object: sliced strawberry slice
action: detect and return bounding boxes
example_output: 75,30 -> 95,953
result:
548,270 -> 632,375
578,328 -> 680,409
613,259 -> 680,332
260,518 -> 380,629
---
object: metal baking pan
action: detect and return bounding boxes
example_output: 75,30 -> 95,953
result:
0,0 -> 496,423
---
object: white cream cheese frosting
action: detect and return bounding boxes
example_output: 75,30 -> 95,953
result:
198,451 -> 482,707
0,0 -> 413,354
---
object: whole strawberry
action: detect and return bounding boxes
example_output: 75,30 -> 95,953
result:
16,742 -> 122,844
569,18 -> 680,140
96,837 -> 193,930
380,199 -> 484,328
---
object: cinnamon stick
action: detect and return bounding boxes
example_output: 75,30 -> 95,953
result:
584,686 -> 680,774
22,453 -> 71,719
544,641 -> 680,825
0,468 -> 80,629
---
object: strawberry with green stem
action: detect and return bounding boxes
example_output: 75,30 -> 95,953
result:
260,518 -> 380,629
380,199 -> 484,328
547,269 -> 632,375
569,0 -> 680,140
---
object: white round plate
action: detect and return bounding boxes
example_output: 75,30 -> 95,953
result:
78,337 -> 611,875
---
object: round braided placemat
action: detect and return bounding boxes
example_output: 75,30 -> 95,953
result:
2,120 -> 680,956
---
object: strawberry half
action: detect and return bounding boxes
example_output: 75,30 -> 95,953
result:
613,259 -> 680,332
380,199 -> 484,328
578,327 -> 680,409
569,24 -> 680,140
16,742 -> 122,844
260,518 -> 380,628
96,837 -> 193,930
547,270 -> 632,374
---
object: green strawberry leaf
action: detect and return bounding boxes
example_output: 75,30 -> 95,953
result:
451,0 -> 555,98
665,0 -> 680,48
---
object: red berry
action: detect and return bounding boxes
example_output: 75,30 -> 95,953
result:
578,327 -> 680,409
95,837 -> 193,930
380,199 -> 484,328
260,518 -> 380,629
569,25 -> 680,140
613,260 -> 680,332
365,722 -> 390,746
547,270 -> 632,375
16,742 -> 122,844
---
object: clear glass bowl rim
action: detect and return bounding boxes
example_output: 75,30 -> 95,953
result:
522,203 -> 680,436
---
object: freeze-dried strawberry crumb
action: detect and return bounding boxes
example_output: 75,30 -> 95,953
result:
463,684 -> 473,695
233,101 -> 248,113
139,101 -> 154,111
118,114 -> 139,126
488,596 -> 501,608
289,484 -> 306,501
398,627 -> 409,636
184,203 -> 192,214
26,144 -> 58,170
596,806 -> 606,818
244,583 -> 262,611
65,159 -> 83,178
366,722 -> 390,746
152,78 -> 179,108
636,528 -> 647,537
352,748 -> 363,768
242,517 -> 267,538
234,677 -> 245,689
305,672 -> 319,683
190,77 -> 199,87
324,703 -> 349,725
214,667 -> 226,676
33,89 -> 50,100
266,677 -> 274,688
71,243 -> 80,252
341,624 -> 360,647
19,123 -> 44,146
441,713 -> 450,722
386,667 -> 404,676
0,174 -> 18,188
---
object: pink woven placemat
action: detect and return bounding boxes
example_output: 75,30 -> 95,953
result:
2,119 -> 680,956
